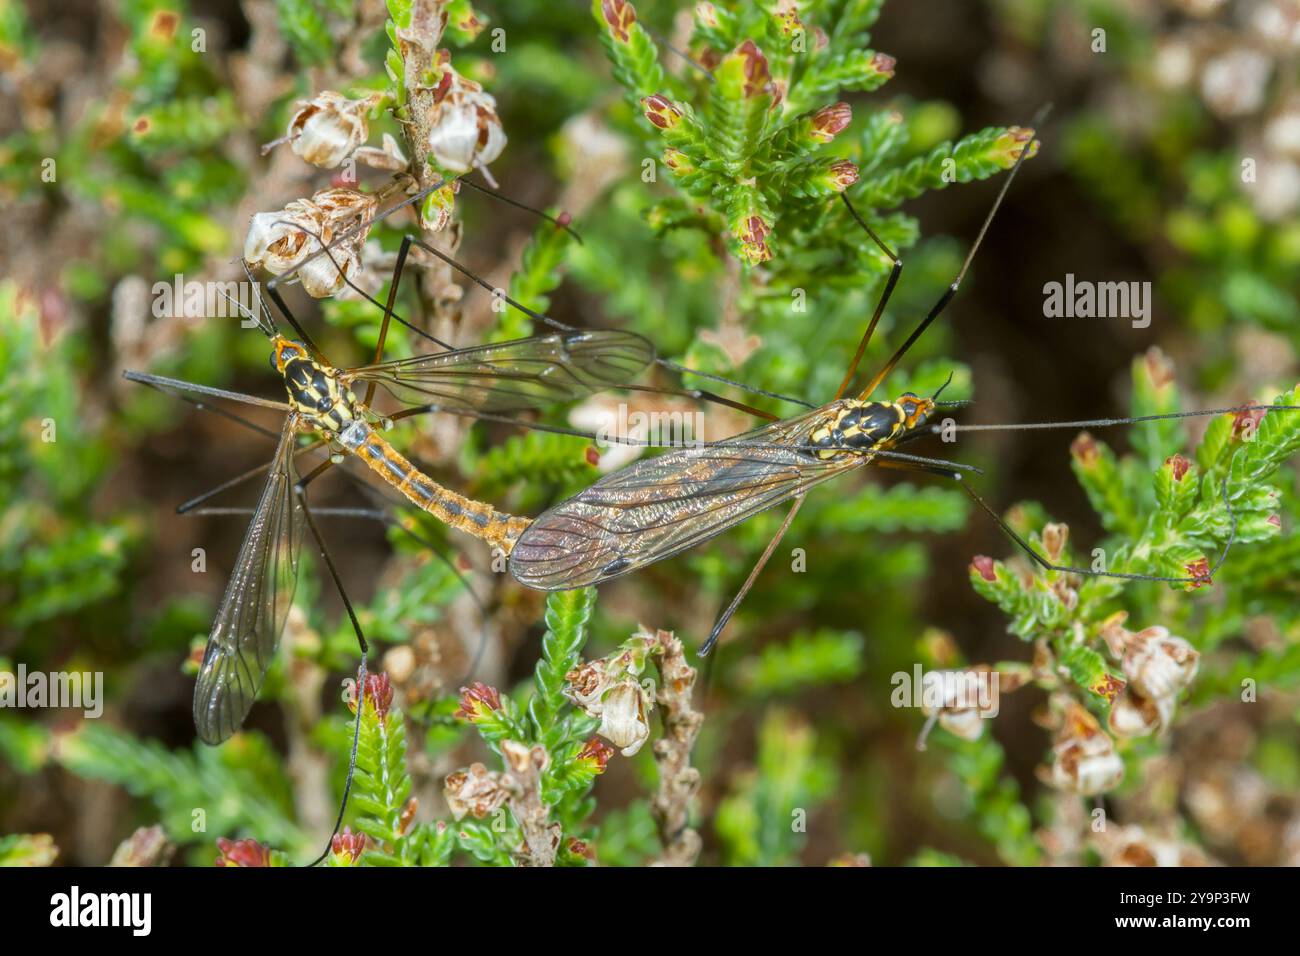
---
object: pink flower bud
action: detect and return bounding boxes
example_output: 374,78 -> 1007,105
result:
601,0 -> 637,42
642,93 -> 683,130
809,102 -> 852,143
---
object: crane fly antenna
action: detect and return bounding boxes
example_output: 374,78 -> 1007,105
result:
264,221 -> 458,353
931,402 -> 1300,434
267,175 -> 457,292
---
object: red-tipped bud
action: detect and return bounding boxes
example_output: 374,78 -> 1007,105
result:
330,827 -> 369,864
1093,672 -> 1126,704
362,672 -> 394,720
870,51 -> 896,76
734,40 -> 772,98
455,681 -> 502,723
995,125 -> 1040,166
825,158 -> 860,191
1071,432 -> 1100,467
577,736 -> 616,773
601,0 -> 637,42
1231,406 -> 1265,440
971,555 -> 997,582
1184,557 -> 1212,589
1143,346 -> 1176,388
1164,454 -> 1191,481
736,214 -> 772,264
215,837 -> 271,868
398,797 -> 419,836
809,102 -> 852,142
663,147 -> 695,173
642,93 -> 683,130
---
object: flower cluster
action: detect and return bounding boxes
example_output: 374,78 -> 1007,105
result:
1102,615 -> 1200,739
425,51 -> 506,175
244,188 -> 378,297
1047,696 -> 1125,796
563,634 -> 660,756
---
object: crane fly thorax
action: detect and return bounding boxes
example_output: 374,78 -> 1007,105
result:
271,337 -> 360,436
806,393 -> 934,460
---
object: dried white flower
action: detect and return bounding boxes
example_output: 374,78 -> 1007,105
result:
282,91 -> 384,168
596,680 -> 652,757
1049,699 -> 1124,795
353,132 -> 409,172
1108,687 -> 1176,738
443,763 -> 507,821
244,199 -> 326,276
427,62 -> 506,173
243,189 -> 378,298
1105,623 -> 1200,700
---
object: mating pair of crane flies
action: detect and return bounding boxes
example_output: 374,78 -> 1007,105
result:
128,116 -> 1297,861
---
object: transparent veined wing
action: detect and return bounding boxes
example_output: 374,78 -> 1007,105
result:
193,422 -> 305,744
347,329 -> 654,413
509,403 -> 865,589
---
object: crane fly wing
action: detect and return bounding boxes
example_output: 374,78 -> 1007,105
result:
193,422 -> 305,744
509,406 -> 863,589
348,329 -> 654,413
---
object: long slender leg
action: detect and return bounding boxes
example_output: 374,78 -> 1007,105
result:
177,441 -> 330,514
458,177 -> 584,242
363,236 -> 415,406
404,234 -> 817,410
264,223 -> 458,353
834,193 -> 904,400
122,370 -> 290,412
700,495 -> 807,657
875,458 -> 1236,586
296,488 -> 369,868
622,383 -> 780,422
857,109 -> 1048,401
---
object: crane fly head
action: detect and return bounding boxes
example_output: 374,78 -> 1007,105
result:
270,336 -> 311,374
895,391 -> 936,434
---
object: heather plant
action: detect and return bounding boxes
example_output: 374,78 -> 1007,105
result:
1,0 -> 1298,870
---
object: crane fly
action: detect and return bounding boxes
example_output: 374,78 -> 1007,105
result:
125,179 -> 667,748
508,110 -> 1300,654
122,171 -> 786,865
129,312 -> 652,744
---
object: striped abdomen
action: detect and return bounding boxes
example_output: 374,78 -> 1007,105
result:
338,421 -> 530,553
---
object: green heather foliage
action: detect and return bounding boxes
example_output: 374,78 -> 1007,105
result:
2,0 -> 1298,868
